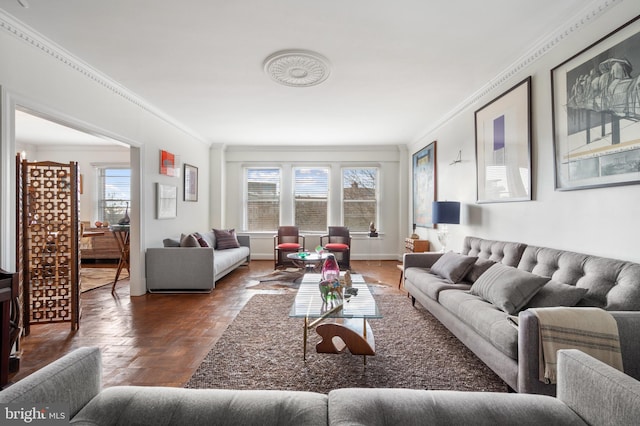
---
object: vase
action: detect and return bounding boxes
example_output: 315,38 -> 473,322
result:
321,254 -> 340,282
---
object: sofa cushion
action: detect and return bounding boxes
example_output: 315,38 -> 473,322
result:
74,386 -> 328,426
404,267 -> 472,301
470,264 -> 549,314
430,252 -> 478,283
180,233 -> 200,247
439,290 -> 519,359
464,258 -> 496,283
462,236 -> 527,267
525,280 -> 588,308
213,228 -> 240,249
163,238 -> 180,247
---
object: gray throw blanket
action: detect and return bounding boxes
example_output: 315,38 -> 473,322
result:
529,307 -> 623,384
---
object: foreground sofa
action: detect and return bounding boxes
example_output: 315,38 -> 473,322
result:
146,230 -> 250,292
403,236 -> 640,395
1,347 -> 639,425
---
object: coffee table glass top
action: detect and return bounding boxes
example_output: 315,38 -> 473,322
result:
286,252 -> 329,262
289,273 -> 381,319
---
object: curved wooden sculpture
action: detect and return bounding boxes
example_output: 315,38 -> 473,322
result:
316,318 -> 375,356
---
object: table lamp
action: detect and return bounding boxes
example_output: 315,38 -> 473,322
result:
432,201 -> 460,252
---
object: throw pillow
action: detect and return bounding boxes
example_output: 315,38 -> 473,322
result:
464,258 -> 496,283
213,228 -> 240,250
430,251 -> 478,284
194,232 -> 210,248
162,238 -> 180,247
470,263 -> 549,314
179,233 -> 200,248
525,280 -> 588,308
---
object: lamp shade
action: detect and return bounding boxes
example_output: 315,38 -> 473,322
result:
432,201 -> 460,225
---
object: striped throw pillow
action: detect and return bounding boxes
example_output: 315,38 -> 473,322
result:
213,228 -> 240,250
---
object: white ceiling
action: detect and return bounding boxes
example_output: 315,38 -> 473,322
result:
3,0 -> 593,146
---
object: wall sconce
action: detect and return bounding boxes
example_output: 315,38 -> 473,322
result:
432,201 -> 460,252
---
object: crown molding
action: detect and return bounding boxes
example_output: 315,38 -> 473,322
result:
0,10 -> 210,146
415,0 -> 624,142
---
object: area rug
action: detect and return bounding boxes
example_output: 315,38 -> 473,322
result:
185,293 -> 508,393
80,267 -> 126,292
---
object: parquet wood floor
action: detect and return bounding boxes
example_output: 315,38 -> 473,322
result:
8,260 -> 404,388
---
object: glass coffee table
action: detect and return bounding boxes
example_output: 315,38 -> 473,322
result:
289,273 -> 382,364
286,252 -> 329,272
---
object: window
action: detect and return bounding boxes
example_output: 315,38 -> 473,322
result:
294,167 -> 328,232
97,167 -> 130,224
343,168 -> 378,231
246,168 -> 280,231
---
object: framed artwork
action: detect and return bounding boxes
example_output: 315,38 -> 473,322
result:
552,15 -> 640,191
184,164 -> 198,202
160,149 -> 176,176
412,141 -> 437,228
475,76 -> 532,203
156,183 -> 177,219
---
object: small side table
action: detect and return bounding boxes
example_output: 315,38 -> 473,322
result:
397,264 -> 404,289
110,225 -> 130,293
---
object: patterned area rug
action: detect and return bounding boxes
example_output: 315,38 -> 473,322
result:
80,267 -> 126,292
185,292 -> 508,393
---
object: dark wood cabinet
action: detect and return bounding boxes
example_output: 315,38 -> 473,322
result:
81,228 -> 121,262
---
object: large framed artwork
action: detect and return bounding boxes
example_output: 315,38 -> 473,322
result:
552,15 -> 640,191
184,164 -> 198,202
156,183 -> 177,219
412,141 -> 437,228
475,77 -> 532,203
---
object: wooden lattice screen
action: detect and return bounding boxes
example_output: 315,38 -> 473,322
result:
20,159 -> 80,330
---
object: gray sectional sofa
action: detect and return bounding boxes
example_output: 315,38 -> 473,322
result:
1,347 -> 640,425
403,236 -> 640,395
146,230 -> 250,292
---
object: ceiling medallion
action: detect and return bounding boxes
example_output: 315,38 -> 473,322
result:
263,50 -> 331,87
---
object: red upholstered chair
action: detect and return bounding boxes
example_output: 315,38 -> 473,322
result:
274,226 -> 305,269
321,226 -> 351,270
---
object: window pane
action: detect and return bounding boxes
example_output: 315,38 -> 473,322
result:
343,168 -> 378,231
98,168 -> 130,224
294,168 -> 328,232
246,168 -> 280,231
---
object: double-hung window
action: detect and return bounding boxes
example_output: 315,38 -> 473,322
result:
97,166 -> 130,224
294,167 -> 329,232
342,167 -> 379,231
246,168 -> 281,231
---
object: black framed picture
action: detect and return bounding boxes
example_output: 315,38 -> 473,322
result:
552,15 -> 640,191
184,164 -> 198,202
475,77 -> 532,203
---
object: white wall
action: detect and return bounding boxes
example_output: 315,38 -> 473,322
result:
222,145 -> 402,260
0,17 -> 211,295
409,1 -> 640,263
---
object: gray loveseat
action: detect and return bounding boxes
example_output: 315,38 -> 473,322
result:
403,236 -> 640,395
146,230 -> 250,292
1,347 -> 639,425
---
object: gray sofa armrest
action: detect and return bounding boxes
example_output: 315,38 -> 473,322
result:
237,235 -> 251,262
146,248 -> 214,291
558,349 -> 640,426
518,310 -> 640,395
0,347 -> 101,418
403,252 -> 443,270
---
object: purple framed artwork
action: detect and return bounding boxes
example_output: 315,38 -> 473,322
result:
475,77 -> 532,203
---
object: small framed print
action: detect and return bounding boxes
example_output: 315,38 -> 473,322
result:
184,164 -> 198,202
156,183 -> 177,219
